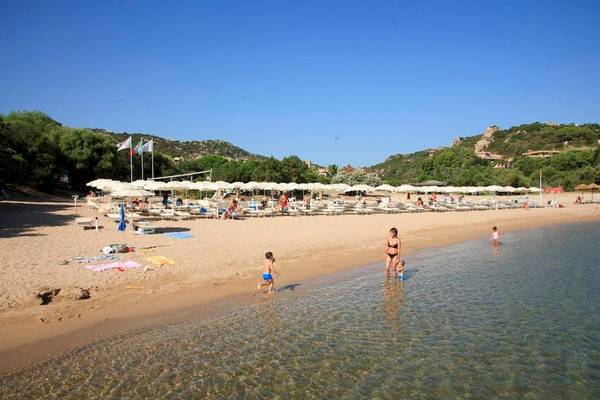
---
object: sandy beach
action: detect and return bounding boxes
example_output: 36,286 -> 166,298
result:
1,193 -> 599,373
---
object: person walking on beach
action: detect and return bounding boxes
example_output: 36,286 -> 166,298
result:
491,226 -> 500,246
257,251 -> 278,294
384,228 -> 401,279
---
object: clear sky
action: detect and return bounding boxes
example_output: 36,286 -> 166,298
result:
2,0 -> 599,166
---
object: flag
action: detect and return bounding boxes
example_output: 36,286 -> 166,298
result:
139,139 -> 153,153
116,137 -> 131,152
131,139 -> 144,156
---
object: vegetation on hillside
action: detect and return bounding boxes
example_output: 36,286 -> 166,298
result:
483,123 -> 600,157
92,129 -> 258,160
373,123 -> 600,190
0,111 -> 329,192
3,112 -> 599,193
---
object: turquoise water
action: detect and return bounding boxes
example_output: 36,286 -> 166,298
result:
2,222 -> 600,399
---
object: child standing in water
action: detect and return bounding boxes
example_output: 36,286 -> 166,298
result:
397,260 -> 406,281
491,226 -> 500,246
257,251 -> 278,294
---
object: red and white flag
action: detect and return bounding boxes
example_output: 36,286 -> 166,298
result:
116,137 -> 132,152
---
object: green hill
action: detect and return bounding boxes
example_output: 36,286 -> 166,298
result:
372,122 -> 600,189
457,122 -> 600,157
0,111 -> 323,191
90,129 -> 259,161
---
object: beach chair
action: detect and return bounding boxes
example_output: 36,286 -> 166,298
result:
377,200 -> 400,214
324,202 -> 345,215
105,213 -> 121,221
134,221 -> 157,235
74,217 -> 100,230
159,211 -> 176,220
174,211 -> 192,220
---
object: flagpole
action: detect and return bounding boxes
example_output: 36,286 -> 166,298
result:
141,140 -> 144,180
151,144 -> 155,179
539,170 -> 543,205
129,140 -> 133,182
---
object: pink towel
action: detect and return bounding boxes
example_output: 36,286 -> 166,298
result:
85,260 -> 141,272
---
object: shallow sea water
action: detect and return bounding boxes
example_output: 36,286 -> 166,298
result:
1,222 -> 600,399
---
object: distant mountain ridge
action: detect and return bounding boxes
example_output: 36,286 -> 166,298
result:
90,128 -> 261,161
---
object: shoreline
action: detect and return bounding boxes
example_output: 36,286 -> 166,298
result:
1,200 -> 599,374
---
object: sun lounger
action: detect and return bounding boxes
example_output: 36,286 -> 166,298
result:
74,217 -> 100,230
135,226 -> 156,234
353,203 -> 375,215
134,221 -> 157,235
159,211 -> 176,220
174,211 -> 192,220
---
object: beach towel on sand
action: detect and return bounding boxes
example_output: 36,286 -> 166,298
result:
145,256 -> 176,266
163,232 -> 193,239
85,260 -> 141,272
73,254 -> 119,263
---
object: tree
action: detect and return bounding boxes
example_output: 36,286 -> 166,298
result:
327,164 -> 338,177
57,128 -> 117,189
332,169 -> 382,186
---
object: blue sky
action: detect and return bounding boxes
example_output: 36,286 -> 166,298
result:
1,0 -> 599,166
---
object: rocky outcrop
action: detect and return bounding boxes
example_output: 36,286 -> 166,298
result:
474,125 -> 506,160
474,125 -> 499,153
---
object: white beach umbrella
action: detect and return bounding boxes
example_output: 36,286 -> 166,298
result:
130,179 -> 148,188
503,186 -> 516,193
528,187 -> 543,193
178,180 -> 194,189
156,181 -> 187,191
102,182 -> 136,193
309,182 -> 326,192
255,182 -> 270,190
231,181 -> 245,189
93,180 -> 121,191
396,184 -> 416,193
375,184 -> 396,192
242,181 -> 260,191
282,182 -> 300,192
417,186 -> 438,193
204,181 -> 221,191
345,184 -> 374,193
485,185 -> 504,192
144,180 -> 166,191
297,183 -> 311,191
329,183 -> 350,192
190,181 -> 207,190
110,188 -> 155,198
86,178 -> 114,188
515,187 -> 528,193
214,181 -> 233,190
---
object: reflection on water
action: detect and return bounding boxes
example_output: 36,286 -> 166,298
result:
2,222 -> 600,399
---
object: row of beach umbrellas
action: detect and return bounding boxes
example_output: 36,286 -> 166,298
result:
87,179 -> 543,197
